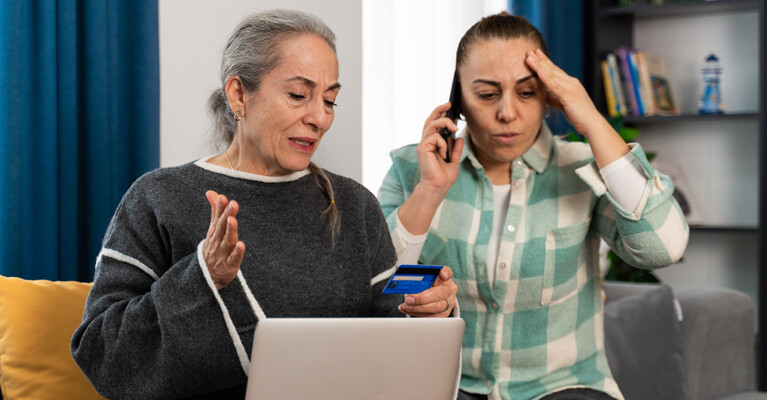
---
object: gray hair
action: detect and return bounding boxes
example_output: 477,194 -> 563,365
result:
208,9 -> 337,144
207,9 -> 341,243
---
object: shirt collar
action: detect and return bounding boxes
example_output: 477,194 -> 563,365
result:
459,122 -> 553,174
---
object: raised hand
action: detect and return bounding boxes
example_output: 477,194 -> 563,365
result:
417,102 -> 465,195
525,48 -> 629,167
524,49 -> 604,139
202,190 -> 246,290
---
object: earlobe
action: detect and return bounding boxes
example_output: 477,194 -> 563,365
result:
225,76 -> 246,117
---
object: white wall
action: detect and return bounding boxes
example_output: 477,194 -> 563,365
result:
159,0 -> 363,181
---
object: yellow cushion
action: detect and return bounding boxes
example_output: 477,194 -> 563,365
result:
0,276 -> 105,399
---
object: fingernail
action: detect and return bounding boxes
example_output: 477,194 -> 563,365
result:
406,296 -> 415,305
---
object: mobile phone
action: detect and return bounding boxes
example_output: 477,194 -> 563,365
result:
440,71 -> 462,163
381,264 -> 443,294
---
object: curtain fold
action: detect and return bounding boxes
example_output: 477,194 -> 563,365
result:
0,0 -> 159,281
509,0 -> 585,135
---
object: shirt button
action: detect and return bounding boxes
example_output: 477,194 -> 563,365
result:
513,160 -> 524,169
499,263 -> 506,270
506,224 -> 516,233
492,302 -> 499,310
513,180 -> 523,189
485,381 -> 492,387
479,264 -> 486,271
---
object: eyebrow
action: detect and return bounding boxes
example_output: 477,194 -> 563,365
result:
472,73 -> 539,87
287,76 -> 341,91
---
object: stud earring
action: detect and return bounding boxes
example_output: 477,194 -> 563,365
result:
234,110 -> 242,121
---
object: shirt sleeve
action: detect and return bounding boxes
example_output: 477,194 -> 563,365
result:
394,214 -> 428,266
576,143 -> 689,268
378,147 -> 450,266
71,180 -> 252,399
599,151 -> 648,213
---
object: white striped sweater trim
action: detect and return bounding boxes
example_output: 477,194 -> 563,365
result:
371,265 -> 397,286
236,271 -> 267,321
196,240 -> 251,375
194,156 -> 311,182
99,248 -> 160,281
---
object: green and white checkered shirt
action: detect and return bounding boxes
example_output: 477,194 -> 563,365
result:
378,124 -> 689,400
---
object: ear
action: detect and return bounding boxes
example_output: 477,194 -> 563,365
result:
225,76 -> 246,117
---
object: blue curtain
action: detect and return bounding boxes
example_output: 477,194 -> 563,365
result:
0,0 -> 160,281
508,0 -> 585,136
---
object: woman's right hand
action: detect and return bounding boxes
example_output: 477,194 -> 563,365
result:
203,190 -> 246,290
396,103 -> 466,236
416,102 -> 465,196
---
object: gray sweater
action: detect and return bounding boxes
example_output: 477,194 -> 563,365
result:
71,160 -> 401,399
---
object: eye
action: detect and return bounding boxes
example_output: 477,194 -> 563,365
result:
289,93 -> 306,100
518,90 -> 536,98
477,92 -> 498,100
324,100 -> 338,108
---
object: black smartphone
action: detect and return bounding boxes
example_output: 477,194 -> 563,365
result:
440,71 -> 462,163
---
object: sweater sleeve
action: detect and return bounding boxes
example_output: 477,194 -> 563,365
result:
576,143 -> 690,268
360,186 -> 403,318
71,178 -> 252,399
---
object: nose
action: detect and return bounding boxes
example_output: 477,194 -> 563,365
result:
497,93 -> 516,123
304,97 -> 331,132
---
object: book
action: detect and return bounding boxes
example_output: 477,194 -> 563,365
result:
635,51 -> 657,115
606,53 -> 628,116
643,52 -> 679,116
614,46 -> 640,115
601,60 -> 619,117
627,51 -> 647,115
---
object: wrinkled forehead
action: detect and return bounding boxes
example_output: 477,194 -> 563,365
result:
460,38 -> 539,82
270,34 -> 339,86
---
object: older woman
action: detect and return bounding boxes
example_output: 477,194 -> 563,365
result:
379,12 -> 688,400
71,9 -> 457,399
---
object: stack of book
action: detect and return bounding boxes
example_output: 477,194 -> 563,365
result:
601,46 -> 679,117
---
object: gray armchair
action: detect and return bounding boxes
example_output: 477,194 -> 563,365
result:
603,282 -> 766,400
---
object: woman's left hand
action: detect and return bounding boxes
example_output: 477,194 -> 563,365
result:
399,266 -> 458,317
525,48 -> 629,167
525,49 -> 604,139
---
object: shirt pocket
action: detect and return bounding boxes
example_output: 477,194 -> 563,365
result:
541,223 -> 590,306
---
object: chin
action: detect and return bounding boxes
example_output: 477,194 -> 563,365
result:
280,158 -> 313,173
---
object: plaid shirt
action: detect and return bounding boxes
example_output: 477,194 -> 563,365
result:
378,124 -> 689,400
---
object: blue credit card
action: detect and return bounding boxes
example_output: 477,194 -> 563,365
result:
382,264 -> 442,294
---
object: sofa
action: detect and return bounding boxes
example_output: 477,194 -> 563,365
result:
603,282 -> 767,400
0,276 -> 763,400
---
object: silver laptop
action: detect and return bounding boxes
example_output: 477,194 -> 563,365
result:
245,317 -> 465,400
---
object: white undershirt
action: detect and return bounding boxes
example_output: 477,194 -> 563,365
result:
486,184 -> 511,283
394,153 -> 648,280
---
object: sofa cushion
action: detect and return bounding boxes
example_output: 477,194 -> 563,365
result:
604,284 -> 688,400
0,276 -> 105,399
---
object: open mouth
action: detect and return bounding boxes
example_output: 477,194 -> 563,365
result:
290,138 -> 313,146
288,137 -> 317,152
